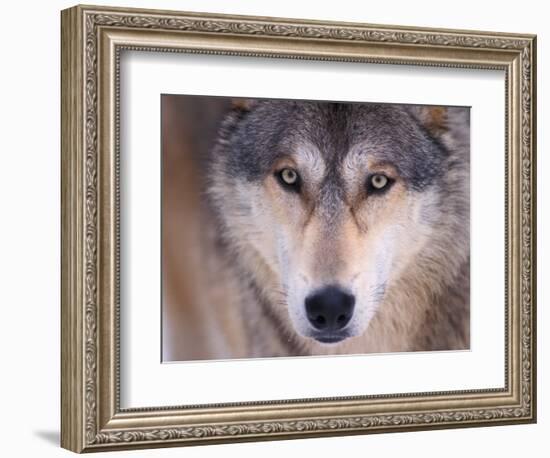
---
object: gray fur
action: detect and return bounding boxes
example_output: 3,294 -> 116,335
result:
215,100 -> 450,191
201,99 -> 470,358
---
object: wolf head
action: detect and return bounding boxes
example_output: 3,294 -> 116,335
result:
208,100 -> 469,349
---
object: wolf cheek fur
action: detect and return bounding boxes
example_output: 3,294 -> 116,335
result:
206,100 -> 470,357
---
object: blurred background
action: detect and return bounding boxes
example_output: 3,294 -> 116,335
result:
161,95 -> 233,361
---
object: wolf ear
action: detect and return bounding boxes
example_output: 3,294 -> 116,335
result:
230,98 -> 257,113
411,106 -> 449,138
410,105 -> 470,152
215,99 -> 257,146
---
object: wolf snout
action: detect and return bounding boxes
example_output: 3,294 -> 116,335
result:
305,286 -> 355,339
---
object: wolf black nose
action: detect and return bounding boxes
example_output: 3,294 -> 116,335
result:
305,286 -> 355,332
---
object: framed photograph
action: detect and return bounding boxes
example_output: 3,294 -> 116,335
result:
61,4 -> 537,453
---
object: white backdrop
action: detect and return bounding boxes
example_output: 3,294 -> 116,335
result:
0,0 -> 546,457
121,54 -> 505,407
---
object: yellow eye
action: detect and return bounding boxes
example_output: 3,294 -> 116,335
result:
370,174 -> 388,190
280,168 -> 298,185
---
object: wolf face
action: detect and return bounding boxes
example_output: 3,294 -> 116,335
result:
209,100 -> 469,350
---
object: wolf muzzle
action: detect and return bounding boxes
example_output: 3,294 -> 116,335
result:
305,285 -> 355,343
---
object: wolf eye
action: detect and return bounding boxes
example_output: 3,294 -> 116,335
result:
367,174 -> 393,194
280,168 -> 298,184
276,168 -> 301,192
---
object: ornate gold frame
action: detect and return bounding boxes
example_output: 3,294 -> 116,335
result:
61,4 -> 537,453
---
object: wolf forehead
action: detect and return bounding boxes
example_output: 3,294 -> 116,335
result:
217,100 -> 449,190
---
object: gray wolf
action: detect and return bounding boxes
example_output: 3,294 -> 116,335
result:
177,99 -> 470,359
